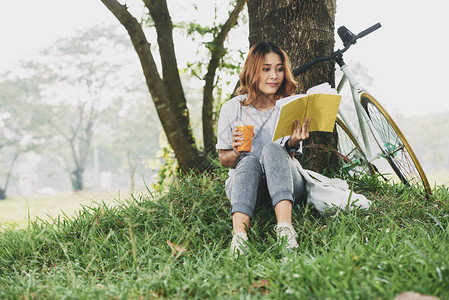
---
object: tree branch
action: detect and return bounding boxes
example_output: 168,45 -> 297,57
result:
202,0 -> 247,153
101,0 -> 204,172
101,1 -> 166,90
144,0 -> 191,138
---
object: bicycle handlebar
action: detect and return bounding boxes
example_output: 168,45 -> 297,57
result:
292,22 -> 381,76
356,23 -> 381,39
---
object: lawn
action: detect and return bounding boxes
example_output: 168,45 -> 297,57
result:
0,170 -> 448,299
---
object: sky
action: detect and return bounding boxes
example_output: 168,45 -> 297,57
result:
334,1 -> 449,117
1,0 -> 449,117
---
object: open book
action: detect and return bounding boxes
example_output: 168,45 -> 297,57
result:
272,82 -> 341,141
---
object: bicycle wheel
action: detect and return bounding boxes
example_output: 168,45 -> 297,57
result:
335,117 -> 376,175
360,93 -> 431,196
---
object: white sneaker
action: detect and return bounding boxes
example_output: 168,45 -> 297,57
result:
274,223 -> 299,250
230,231 -> 248,258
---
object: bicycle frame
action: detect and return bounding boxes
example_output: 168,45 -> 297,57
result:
293,22 -> 431,195
336,63 -> 384,164
291,23 -> 386,165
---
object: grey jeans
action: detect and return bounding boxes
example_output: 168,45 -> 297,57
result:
225,143 -> 306,218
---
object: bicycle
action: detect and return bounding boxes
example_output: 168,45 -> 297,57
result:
292,23 -> 432,197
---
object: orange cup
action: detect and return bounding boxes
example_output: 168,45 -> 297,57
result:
236,125 -> 254,152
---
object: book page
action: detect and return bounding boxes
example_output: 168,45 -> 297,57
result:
275,93 -> 307,107
306,94 -> 341,132
306,82 -> 337,95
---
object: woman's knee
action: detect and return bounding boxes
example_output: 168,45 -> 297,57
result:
261,142 -> 285,158
236,155 -> 263,174
261,143 -> 289,172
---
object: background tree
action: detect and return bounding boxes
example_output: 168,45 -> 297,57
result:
98,71 -> 161,189
247,0 -> 338,172
30,26 -> 133,191
0,147 -> 20,200
0,74 -> 42,199
100,0 -> 246,173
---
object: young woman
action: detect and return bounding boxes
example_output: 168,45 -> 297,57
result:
216,42 -> 312,256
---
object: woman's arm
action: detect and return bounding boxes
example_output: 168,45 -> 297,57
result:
219,149 -> 241,168
218,128 -> 243,167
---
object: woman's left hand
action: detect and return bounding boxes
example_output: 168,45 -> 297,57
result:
289,117 -> 312,147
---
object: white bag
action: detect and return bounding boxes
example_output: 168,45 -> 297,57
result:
296,165 -> 372,216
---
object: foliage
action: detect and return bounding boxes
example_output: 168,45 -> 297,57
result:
150,135 -> 178,192
174,1 -> 248,153
0,170 -> 448,299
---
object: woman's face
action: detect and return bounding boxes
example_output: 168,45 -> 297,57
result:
257,52 -> 285,97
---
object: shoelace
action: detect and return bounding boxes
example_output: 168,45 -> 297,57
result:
275,224 -> 296,235
275,224 -> 298,247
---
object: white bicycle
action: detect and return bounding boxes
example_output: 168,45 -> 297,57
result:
293,23 -> 432,197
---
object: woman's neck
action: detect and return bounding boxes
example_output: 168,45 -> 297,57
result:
251,94 -> 278,111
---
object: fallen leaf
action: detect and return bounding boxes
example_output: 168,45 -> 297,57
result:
250,279 -> 271,294
166,240 -> 187,257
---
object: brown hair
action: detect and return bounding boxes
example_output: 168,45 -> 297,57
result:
236,42 -> 297,106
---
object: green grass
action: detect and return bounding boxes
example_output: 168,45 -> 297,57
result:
0,169 -> 448,299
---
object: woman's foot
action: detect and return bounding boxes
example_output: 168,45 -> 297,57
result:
230,231 -> 248,258
274,222 -> 299,250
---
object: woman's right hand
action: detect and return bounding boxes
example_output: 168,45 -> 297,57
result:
232,127 -> 244,156
218,128 -> 243,168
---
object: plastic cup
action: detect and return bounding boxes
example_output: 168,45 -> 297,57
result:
236,123 -> 254,152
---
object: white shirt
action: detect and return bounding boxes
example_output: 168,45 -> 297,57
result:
215,94 -> 280,159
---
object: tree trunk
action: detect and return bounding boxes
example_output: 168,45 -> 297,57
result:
0,151 -> 20,199
71,168 -> 83,191
101,0 -> 208,173
247,0 -> 339,173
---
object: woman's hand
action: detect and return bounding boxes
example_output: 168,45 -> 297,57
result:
232,127 -> 243,156
289,117 -> 312,147
231,127 -> 243,156
218,128 -> 243,168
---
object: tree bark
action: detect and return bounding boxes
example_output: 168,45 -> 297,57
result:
247,0 -> 339,173
144,0 -> 192,144
101,0 -> 207,173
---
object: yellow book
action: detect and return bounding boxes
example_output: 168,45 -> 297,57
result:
272,83 -> 341,141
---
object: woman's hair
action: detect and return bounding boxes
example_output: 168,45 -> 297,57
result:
236,42 -> 297,106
